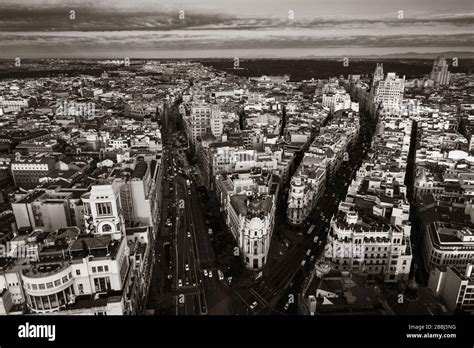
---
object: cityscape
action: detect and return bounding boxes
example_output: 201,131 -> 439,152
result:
0,0 -> 473,332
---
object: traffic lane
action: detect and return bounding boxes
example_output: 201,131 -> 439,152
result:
188,184 -> 215,265
233,287 -> 265,315
201,269 -> 219,305
177,178 -> 193,289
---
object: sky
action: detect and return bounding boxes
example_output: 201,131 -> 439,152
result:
0,0 -> 472,58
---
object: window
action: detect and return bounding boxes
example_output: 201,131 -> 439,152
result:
76,269 -> 81,276
102,224 -> 112,233
62,276 -> 68,283
104,266 -> 109,272
83,203 -> 91,215
92,267 -> 97,273
38,284 -> 45,290
54,280 -> 61,287
78,284 -> 84,294
96,202 -> 112,216
32,284 -> 38,290
98,266 -> 103,273
94,277 -> 111,292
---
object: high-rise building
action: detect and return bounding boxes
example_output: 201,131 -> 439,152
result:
372,63 -> 384,88
372,72 -> 405,113
184,102 -> 220,145
430,56 -> 451,86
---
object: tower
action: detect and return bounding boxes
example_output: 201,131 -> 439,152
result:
82,184 -> 125,240
372,63 -> 384,88
430,56 -> 451,86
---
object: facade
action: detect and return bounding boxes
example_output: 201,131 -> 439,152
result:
287,168 -> 326,226
184,102 -> 220,145
82,184 -> 125,240
325,209 -> 412,282
372,72 -> 405,114
428,264 -> 474,314
421,218 -> 474,273
215,172 -> 279,270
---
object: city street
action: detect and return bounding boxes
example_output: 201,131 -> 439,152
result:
152,105 -> 236,315
231,111 -> 375,315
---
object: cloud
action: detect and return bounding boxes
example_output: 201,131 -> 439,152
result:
0,1 -> 472,58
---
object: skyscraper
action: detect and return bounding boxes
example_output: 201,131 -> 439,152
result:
430,56 -> 451,86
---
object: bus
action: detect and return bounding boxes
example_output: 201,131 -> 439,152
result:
307,224 -> 316,235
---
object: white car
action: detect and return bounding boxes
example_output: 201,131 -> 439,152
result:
250,301 -> 258,310
187,232 -> 191,238
178,279 -> 182,287
185,264 -> 189,271
203,269 -> 208,276
209,270 -> 213,278
284,302 -> 290,311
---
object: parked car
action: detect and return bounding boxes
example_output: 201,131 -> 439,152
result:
250,301 -> 258,310
178,279 -> 182,287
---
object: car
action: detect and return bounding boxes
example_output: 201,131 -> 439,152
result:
209,270 -> 213,278
185,264 -> 189,271
178,279 -> 182,287
301,260 -> 306,267
284,302 -> 290,311
310,255 -> 315,262
203,269 -> 208,276
250,301 -> 258,310
331,193 -> 335,197
318,240 -> 323,246
187,231 -> 191,238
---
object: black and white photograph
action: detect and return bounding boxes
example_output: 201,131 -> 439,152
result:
0,0 -> 473,346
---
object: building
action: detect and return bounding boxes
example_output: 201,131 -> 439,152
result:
371,70 -> 405,114
419,204 -> 474,273
299,260 -> 383,315
287,168 -> 326,226
215,172 -> 279,270
428,264 -> 474,314
325,209 -> 412,282
81,184 -> 125,240
430,56 -> 451,87
184,102 -> 220,145
12,190 -> 84,233
11,155 -> 57,189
